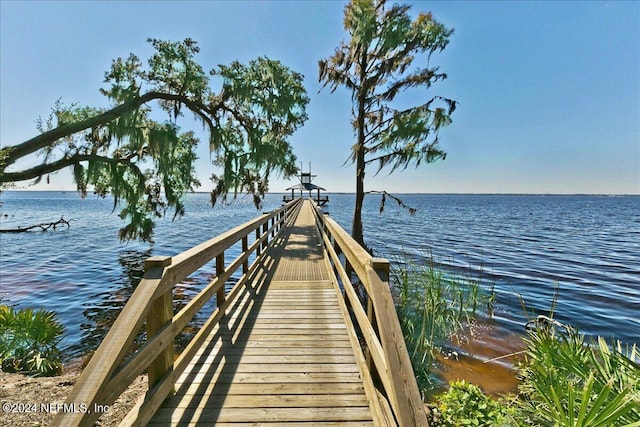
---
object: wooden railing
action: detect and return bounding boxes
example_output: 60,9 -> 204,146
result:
52,198 -> 303,427
311,203 -> 428,427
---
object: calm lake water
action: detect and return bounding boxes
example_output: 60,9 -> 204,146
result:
1,192 -> 638,367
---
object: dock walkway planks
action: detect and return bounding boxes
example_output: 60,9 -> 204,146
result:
149,200 -> 375,426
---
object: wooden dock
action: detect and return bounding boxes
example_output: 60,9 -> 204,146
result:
53,199 -> 427,427
150,201 -> 372,425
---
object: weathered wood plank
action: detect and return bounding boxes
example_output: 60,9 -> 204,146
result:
176,371 -> 365,389
183,347 -> 358,373
173,378 -> 368,400
197,340 -> 355,349
223,317 -> 347,325
148,421 -> 374,426
210,333 -> 352,341
184,361 -> 361,374
167,394 -> 370,409
258,290 -> 335,294
267,281 -> 334,288
174,382 -> 366,396
251,300 -> 338,305
190,346 -> 357,358
146,200 -> 376,426
195,354 -> 357,364
226,312 -> 346,320
215,330 -> 350,339
151,407 -> 373,424
149,422 -> 374,427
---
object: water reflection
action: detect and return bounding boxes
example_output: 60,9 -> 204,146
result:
68,249 -> 151,361
67,246 -> 242,364
2,193 -> 637,369
433,319 -> 524,397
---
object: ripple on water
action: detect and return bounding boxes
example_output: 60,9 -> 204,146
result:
1,193 -> 639,365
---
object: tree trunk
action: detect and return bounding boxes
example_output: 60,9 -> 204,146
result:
353,145 -> 366,247
352,71 -> 367,248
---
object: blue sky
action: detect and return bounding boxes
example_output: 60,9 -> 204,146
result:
1,0 -> 638,194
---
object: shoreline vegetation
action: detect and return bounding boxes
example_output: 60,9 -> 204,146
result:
392,254 -> 498,396
3,252 -> 638,426
392,257 -> 639,426
0,304 -> 147,426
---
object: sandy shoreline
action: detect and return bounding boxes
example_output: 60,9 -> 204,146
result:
0,369 -> 147,427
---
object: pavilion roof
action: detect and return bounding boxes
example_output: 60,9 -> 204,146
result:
285,183 -> 326,191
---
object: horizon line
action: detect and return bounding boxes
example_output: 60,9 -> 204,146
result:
2,189 -> 639,197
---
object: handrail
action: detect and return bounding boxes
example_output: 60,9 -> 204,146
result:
311,203 -> 428,427
52,198 -> 303,427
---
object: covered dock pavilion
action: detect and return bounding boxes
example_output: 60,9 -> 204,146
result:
283,171 -> 329,206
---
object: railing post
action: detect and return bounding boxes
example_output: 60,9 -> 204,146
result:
145,255 -> 173,390
216,252 -> 225,308
369,258 -> 389,373
256,228 -> 261,256
262,221 -> 269,251
370,257 -> 390,334
372,256 -> 429,426
242,236 -> 249,274
372,258 -> 390,283
371,258 -> 390,319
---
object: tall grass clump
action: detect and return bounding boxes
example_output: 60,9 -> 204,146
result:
392,255 -> 494,395
516,318 -> 640,427
0,305 -> 64,376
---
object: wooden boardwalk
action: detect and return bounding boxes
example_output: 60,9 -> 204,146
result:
149,200 -> 375,426
53,198 -> 428,427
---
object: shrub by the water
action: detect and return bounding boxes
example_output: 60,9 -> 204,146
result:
0,305 -> 64,376
516,322 -> 640,426
426,321 -> 640,427
429,380 -> 517,427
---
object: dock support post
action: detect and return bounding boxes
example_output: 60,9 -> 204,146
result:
145,256 -> 174,390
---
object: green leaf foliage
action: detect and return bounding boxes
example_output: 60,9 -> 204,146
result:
431,380 -> 517,427
517,323 -> 640,426
1,38 -> 309,241
319,0 -> 455,173
319,0 -> 456,244
0,305 -> 65,377
210,57 -> 308,207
